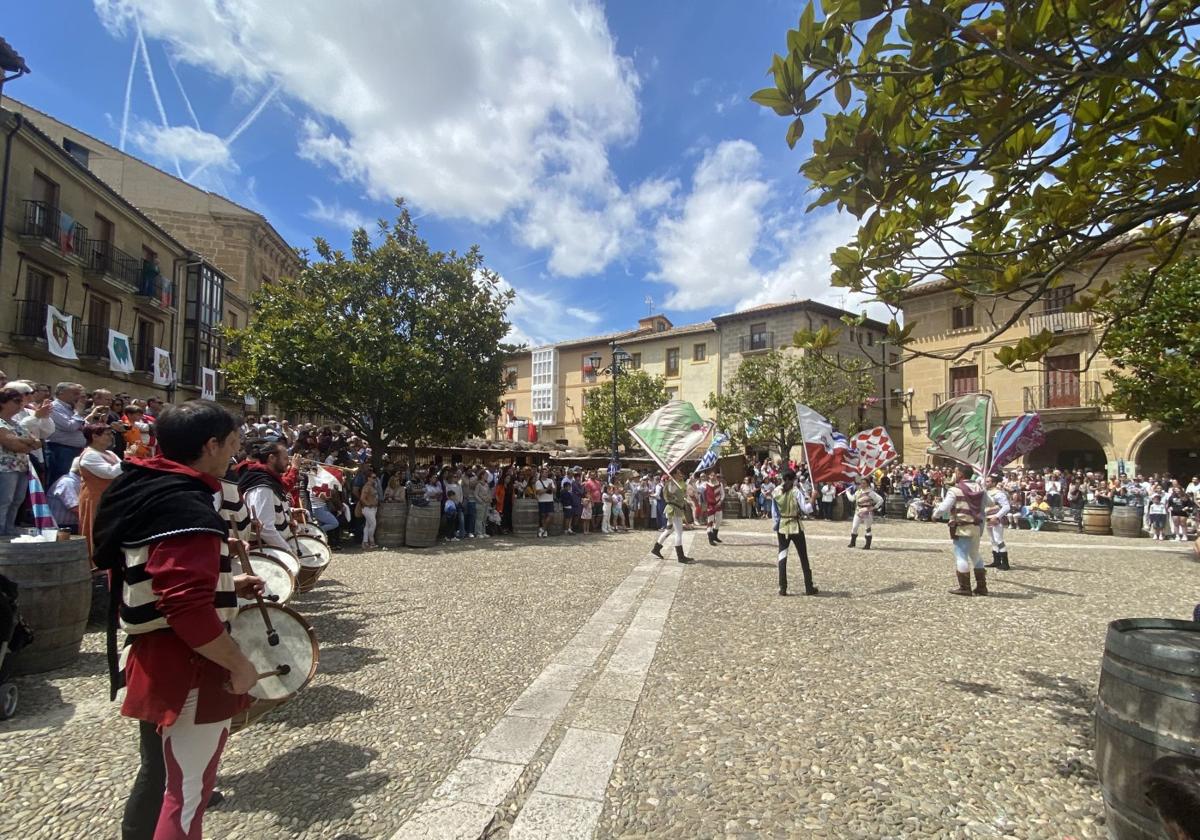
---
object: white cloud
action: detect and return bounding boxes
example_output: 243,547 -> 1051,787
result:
492,274 -> 603,347
130,123 -> 234,172
565,307 -> 602,324
305,196 -> 374,232
651,140 -> 769,309
99,0 -> 645,277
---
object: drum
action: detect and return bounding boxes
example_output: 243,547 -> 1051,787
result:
251,545 -> 301,580
228,603 -> 319,703
293,535 -> 331,593
229,698 -> 286,734
293,523 -> 328,544
236,551 -> 296,606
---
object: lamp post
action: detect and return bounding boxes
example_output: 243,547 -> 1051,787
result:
590,340 -> 631,480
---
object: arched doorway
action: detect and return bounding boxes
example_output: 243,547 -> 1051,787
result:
1132,428 -> 1200,481
1025,428 -> 1107,472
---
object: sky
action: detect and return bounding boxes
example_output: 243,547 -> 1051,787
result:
4,0 -> 880,347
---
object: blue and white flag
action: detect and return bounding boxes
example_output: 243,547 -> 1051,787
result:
692,431 -> 730,476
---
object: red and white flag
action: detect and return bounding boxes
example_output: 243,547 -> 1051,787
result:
796,404 -> 857,483
849,427 -> 898,476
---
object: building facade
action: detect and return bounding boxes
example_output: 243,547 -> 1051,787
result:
6,100 -> 301,404
0,108 -> 191,400
899,249 -> 1199,478
501,303 -> 899,457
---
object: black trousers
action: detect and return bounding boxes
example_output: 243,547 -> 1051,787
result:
776,531 -> 813,592
122,721 -> 164,840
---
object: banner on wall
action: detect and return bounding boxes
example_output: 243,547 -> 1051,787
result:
201,367 -> 217,401
152,348 -> 174,386
45,305 -> 78,360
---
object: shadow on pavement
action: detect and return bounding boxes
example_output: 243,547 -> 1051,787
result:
276,684 -> 377,726
869,581 -> 918,596
220,741 -> 389,829
947,678 -> 1004,696
1019,669 -> 1095,754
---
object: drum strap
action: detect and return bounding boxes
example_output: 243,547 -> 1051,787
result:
105,566 -> 126,701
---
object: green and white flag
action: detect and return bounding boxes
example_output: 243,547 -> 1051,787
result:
108,329 -> 134,373
926,393 -> 994,472
629,400 -> 714,475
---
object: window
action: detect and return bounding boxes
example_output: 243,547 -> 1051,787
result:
227,312 -> 239,330
63,138 -> 91,167
582,353 -> 598,383
889,352 -> 901,371
866,332 -> 875,346
693,343 -> 706,362
135,319 -> 156,371
504,399 -> 517,414
32,171 -> 58,207
627,352 -> 641,370
665,347 -> 680,377
750,322 -> 768,351
951,304 -> 974,329
1043,285 -> 1075,315
25,266 -> 54,304
949,365 -> 978,396
530,348 -> 558,424
505,366 -> 519,389
655,321 -> 667,332
1045,353 -> 1081,407
84,296 -> 111,357
93,213 -> 114,244
183,262 -> 225,385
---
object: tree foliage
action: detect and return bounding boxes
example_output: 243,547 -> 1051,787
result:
757,0 -> 1200,364
224,206 -> 516,467
1095,256 -> 1200,435
706,350 -> 874,458
580,368 -> 671,451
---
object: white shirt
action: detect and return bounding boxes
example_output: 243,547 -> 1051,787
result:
244,485 -> 292,553
535,478 -> 554,503
16,406 -> 54,463
78,447 -> 123,480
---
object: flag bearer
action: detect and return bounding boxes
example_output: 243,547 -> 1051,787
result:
934,464 -> 996,596
773,470 -> 818,596
984,474 -> 1012,570
650,468 -> 694,564
845,476 -> 884,549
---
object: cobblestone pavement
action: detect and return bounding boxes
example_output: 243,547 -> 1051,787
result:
1,518 -> 1194,839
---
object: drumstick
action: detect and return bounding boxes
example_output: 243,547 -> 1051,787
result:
257,664 -> 291,679
231,539 -> 281,647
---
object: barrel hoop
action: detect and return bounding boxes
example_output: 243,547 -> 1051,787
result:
1105,619 -> 1200,675
1102,656 -> 1200,703
1095,702 -> 1200,756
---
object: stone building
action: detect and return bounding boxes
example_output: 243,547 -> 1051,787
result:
0,107 -> 228,402
898,245 -> 1199,478
5,99 -> 300,403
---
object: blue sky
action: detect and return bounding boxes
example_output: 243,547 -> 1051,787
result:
5,1 -> 872,346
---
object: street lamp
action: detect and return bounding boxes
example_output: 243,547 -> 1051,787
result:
590,340 -> 631,479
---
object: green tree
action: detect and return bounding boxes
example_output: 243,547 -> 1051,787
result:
224,206 -> 516,468
1095,257 -> 1200,435
706,350 -> 873,458
580,369 -> 671,451
755,1 -> 1200,367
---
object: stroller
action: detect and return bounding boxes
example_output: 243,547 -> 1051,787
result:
0,573 -> 34,720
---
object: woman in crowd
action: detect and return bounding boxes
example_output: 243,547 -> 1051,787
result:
0,388 -> 42,535
358,463 -> 382,549
77,422 -> 124,559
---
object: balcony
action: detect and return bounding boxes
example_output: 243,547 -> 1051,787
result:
1028,310 -> 1092,335
739,331 -> 775,354
10,299 -> 79,345
21,201 -> 89,266
1023,379 -> 1103,413
84,240 -> 141,291
135,266 -> 176,311
129,342 -> 157,376
76,323 -> 109,359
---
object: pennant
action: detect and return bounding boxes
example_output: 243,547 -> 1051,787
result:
45,304 -> 78,360
27,466 -> 57,532
107,329 -> 135,373
850,426 -> 898,476
201,367 -> 217,401
152,347 -> 174,386
926,393 -> 994,471
796,403 -> 857,484
58,211 -> 77,254
990,413 -> 1045,472
628,400 -> 714,475
692,431 -> 730,476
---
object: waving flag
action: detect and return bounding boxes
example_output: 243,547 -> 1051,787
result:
629,400 -> 714,475
27,466 -> 57,532
692,431 -> 730,476
927,393 -> 994,471
990,413 -> 1045,472
850,427 -> 898,476
796,403 -> 858,483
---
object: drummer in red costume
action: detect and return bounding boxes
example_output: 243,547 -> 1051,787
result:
93,400 -> 264,840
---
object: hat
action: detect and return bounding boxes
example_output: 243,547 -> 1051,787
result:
8,381 -> 32,394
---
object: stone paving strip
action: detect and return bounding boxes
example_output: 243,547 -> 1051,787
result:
389,536 -> 691,840
718,529 -> 1189,553
506,551 -> 686,840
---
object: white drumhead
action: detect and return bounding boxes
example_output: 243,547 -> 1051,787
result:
293,523 -> 328,544
295,535 -> 331,569
229,604 -> 318,701
251,546 -> 301,578
236,554 -> 295,606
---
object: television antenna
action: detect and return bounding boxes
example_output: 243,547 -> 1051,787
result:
644,295 -> 654,315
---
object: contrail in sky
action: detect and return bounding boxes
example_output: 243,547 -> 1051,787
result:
119,34 -> 138,150
135,17 -> 182,177
188,81 -> 280,181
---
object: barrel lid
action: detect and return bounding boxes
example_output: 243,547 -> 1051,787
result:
1106,618 -> 1200,675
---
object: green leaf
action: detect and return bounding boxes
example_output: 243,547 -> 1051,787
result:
835,78 -> 852,108
786,117 -> 806,148
750,87 -> 794,115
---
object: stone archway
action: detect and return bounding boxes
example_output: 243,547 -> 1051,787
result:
1025,428 -> 1108,472
1131,428 -> 1200,481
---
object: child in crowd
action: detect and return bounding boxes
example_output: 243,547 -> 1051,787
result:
122,405 -> 154,458
443,490 -> 461,541
1148,493 -> 1169,541
612,487 -> 626,531
601,486 -> 613,534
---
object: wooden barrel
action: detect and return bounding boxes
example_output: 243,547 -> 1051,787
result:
405,504 -> 439,548
513,499 -> 539,536
0,537 -> 92,675
1083,504 -> 1112,536
885,494 -> 906,518
375,501 -> 408,547
1095,618 -> 1200,840
547,503 -> 564,536
1113,505 -> 1145,539
830,495 -> 850,521
723,496 -> 742,519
